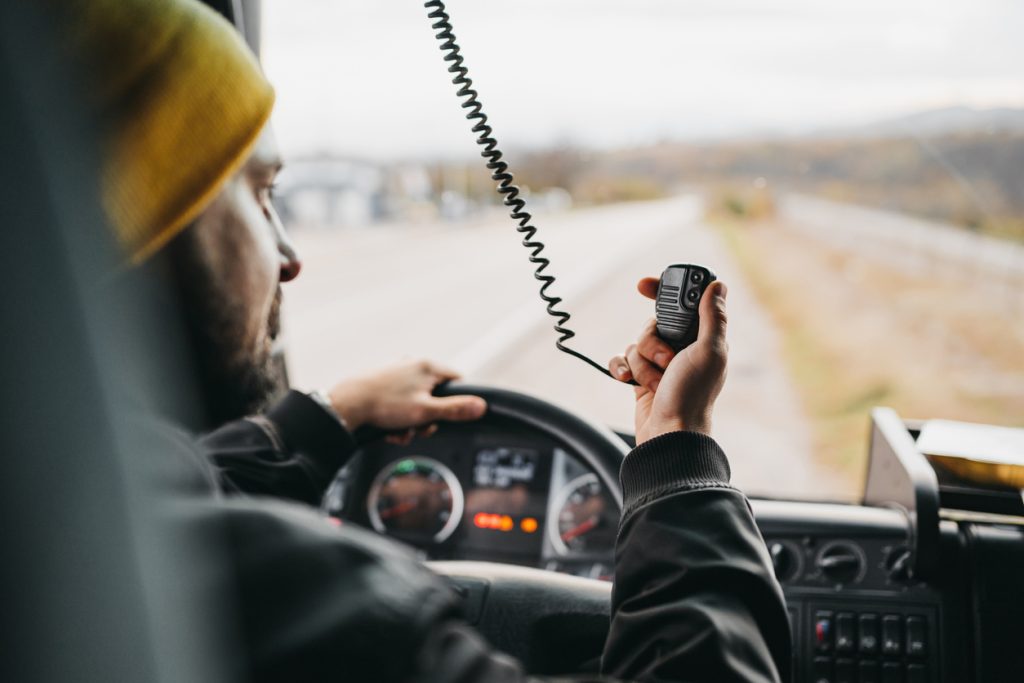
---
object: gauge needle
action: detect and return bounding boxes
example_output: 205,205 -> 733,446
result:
378,500 -> 417,520
561,516 -> 599,543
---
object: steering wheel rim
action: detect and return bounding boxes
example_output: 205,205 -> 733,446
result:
341,382 -> 630,673
434,382 -> 628,510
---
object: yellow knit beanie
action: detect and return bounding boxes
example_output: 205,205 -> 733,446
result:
53,0 -> 275,263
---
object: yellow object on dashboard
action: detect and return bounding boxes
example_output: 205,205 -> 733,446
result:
918,420 -> 1024,489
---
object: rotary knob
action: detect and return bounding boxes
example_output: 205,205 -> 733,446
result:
768,542 -> 800,582
884,545 -> 913,581
816,542 -> 865,585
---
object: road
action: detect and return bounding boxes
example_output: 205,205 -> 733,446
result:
282,196 -> 846,499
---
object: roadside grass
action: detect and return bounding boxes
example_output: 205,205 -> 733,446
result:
714,208 -> 1024,496
717,220 -> 871,490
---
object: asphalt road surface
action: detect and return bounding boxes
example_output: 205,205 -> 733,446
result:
282,196 -> 847,500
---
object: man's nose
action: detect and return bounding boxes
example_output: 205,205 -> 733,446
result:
279,241 -> 302,282
268,204 -> 302,282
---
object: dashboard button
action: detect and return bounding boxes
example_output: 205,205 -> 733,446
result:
859,613 -> 879,654
906,664 -> 927,683
881,662 -> 902,683
836,612 -> 856,652
813,656 -> 833,683
858,661 -> 879,683
814,611 -> 834,652
882,614 -> 903,655
836,658 -> 855,683
906,616 -> 927,657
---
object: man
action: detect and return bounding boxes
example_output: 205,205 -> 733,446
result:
164,126 -> 490,505
56,0 -> 488,505
55,0 -> 791,680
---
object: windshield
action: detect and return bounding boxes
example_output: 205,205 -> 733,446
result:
263,0 -> 1024,502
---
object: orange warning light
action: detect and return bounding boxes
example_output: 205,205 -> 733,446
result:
473,512 -> 520,532
520,517 -> 538,534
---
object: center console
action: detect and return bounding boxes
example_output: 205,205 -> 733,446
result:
755,499 -> 955,683
758,406 -> 1024,683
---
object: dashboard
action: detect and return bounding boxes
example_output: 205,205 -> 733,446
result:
324,403 -> 1023,683
324,416 -> 619,580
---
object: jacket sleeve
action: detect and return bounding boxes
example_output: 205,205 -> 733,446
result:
200,390 -> 357,506
204,425 -> 789,683
600,431 -> 791,683
408,432 -> 790,683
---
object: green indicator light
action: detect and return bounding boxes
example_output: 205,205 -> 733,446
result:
395,459 -> 417,474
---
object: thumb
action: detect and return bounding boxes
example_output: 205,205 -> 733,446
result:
696,281 -> 728,351
421,395 -> 488,422
637,277 -> 660,301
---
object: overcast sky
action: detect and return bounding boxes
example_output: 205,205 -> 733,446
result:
261,0 -> 1024,161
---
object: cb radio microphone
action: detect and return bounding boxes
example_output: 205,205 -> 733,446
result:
654,264 -> 717,352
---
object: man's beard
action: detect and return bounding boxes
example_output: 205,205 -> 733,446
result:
167,231 -> 286,426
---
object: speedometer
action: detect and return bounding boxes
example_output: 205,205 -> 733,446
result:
549,473 -> 617,555
367,456 -> 464,544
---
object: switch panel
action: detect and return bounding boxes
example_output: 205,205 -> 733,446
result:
800,604 -> 938,683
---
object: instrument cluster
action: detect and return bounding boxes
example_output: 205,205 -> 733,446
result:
324,420 -> 618,580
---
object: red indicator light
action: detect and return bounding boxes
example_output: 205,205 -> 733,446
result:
520,517 -> 538,533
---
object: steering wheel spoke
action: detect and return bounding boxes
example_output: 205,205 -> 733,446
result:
429,560 -> 612,674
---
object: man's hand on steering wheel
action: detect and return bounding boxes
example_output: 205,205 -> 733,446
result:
608,278 -> 729,444
326,359 -> 488,444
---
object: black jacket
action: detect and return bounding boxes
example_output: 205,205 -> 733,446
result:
192,390 -> 790,682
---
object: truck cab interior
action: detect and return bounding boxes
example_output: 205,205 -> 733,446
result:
2,1 -> 1021,682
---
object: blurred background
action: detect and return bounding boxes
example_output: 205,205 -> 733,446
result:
261,0 -> 1024,501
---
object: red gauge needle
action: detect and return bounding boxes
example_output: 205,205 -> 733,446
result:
561,516 -> 598,543
378,500 -> 417,520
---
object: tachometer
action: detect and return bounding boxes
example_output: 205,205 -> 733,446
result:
367,457 -> 464,544
549,473 -> 616,555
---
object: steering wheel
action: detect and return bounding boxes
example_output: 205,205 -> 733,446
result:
362,383 -> 631,674
434,383 -> 627,509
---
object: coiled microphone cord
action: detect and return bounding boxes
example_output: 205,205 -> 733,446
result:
424,0 -> 632,385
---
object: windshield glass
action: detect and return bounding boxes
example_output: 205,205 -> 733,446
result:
263,0 -> 1024,502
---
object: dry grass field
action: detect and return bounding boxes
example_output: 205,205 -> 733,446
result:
714,206 -> 1024,492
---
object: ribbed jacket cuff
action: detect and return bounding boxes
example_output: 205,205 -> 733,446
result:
620,431 -> 733,519
265,390 -> 357,472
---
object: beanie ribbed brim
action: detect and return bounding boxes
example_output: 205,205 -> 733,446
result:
57,0 -> 276,263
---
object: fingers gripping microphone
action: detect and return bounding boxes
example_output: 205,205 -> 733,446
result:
655,264 -> 717,352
